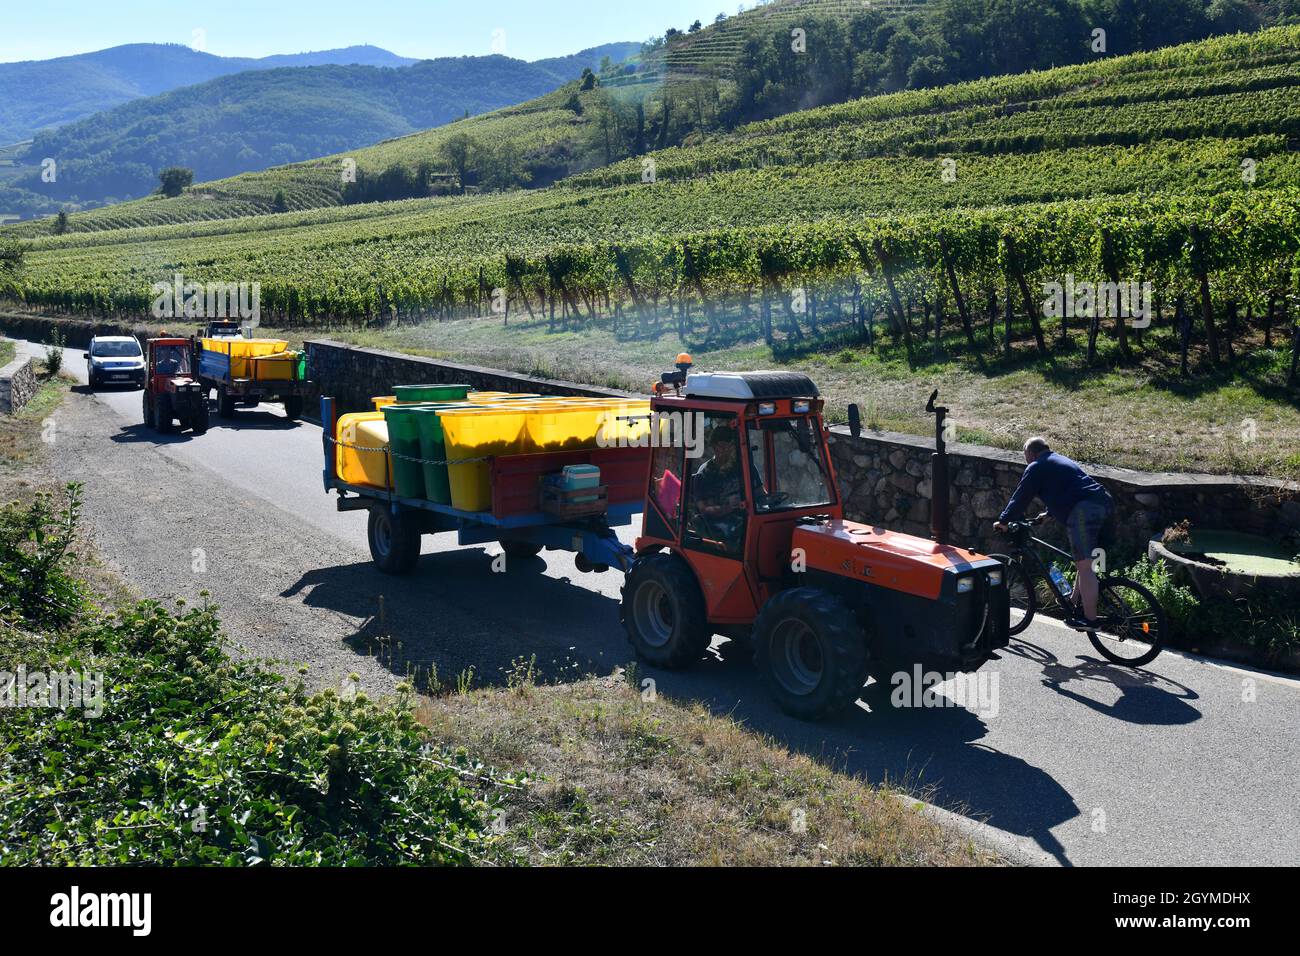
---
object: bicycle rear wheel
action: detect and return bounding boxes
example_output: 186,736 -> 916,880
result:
990,553 -> 1036,636
1087,577 -> 1166,667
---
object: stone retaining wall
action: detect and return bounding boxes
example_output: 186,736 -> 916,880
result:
304,339 -> 636,415
0,353 -> 37,414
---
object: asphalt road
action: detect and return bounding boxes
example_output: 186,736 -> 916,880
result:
14,338 -> 1300,867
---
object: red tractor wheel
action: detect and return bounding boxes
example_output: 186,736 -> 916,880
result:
752,588 -> 869,721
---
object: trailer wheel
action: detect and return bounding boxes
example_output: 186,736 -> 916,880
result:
217,387 -> 236,418
620,552 -> 711,669
753,588 -> 868,721
367,507 -> 421,575
283,396 -> 304,421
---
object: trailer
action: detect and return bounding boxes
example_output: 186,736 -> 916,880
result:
194,326 -> 313,421
320,395 -> 645,575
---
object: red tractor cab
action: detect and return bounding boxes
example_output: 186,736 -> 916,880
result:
621,358 -> 1009,719
142,337 -> 209,435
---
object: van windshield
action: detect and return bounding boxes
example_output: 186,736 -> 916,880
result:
91,340 -> 142,358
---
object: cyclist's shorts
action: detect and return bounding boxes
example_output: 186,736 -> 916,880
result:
1066,498 -> 1110,562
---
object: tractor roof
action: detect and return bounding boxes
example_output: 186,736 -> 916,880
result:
683,371 -> 819,401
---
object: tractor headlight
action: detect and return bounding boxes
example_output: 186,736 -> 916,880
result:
792,399 -> 811,414
758,402 -> 776,415
987,569 -> 1003,587
956,575 -> 975,594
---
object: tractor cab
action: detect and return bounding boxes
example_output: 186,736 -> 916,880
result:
639,363 -> 840,625
622,355 -> 1008,721
142,336 -> 209,435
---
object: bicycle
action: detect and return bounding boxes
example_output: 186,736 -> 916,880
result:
990,513 -> 1167,668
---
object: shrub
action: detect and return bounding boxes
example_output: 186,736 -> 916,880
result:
43,327 -> 64,377
0,483 -> 85,631
0,488 -> 506,865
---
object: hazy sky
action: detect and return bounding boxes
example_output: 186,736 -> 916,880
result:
0,0 -> 744,63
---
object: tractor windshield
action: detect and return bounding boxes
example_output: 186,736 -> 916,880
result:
748,417 -> 836,513
154,345 -> 191,375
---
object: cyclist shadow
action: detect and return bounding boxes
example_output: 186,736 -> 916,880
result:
1005,639 -> 1200,727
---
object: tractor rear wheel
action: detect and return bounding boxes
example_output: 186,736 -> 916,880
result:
620,552 -> 711,669
367,506 -> 421,575
753,588 -> 868,721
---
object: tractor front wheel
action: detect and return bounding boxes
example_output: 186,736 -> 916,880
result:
191,399 -> 210,435
151,395 -> 173,434
620,552 -> 711,669
367,506 -> 421,575
753,588 -> 868,721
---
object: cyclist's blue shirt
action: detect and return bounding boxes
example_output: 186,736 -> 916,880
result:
999,451 -> 1111,525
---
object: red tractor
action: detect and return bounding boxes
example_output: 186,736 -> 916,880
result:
621,358 -> 1009,720
142,337 -> 209,435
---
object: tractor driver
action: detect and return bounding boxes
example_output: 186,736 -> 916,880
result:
155,345 -> 188,375
690,421 -> 747,550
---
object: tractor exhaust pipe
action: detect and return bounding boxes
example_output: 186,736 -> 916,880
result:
926,389 -> 950,546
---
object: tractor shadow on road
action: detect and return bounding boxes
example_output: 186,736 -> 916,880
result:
206,409 -> 302,431
1005,637 -> 1200,727
284,549 -> 1090,865
110,422 -> 200,445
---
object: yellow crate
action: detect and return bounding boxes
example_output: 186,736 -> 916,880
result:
337,412 -> 389,489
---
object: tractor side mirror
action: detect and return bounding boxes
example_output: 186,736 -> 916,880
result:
847,403 -> 862,439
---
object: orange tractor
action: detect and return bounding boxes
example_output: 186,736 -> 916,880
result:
142,336 -> 209,435
620,357 -> 1008,719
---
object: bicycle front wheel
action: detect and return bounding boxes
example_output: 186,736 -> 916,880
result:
990,553 -> 1036,636
1088,577 -> 1166,667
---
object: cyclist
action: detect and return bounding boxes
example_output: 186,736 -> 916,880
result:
993,437 -> 1113,631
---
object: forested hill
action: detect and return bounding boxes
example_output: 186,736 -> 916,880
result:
0,43 -> 419,143
0,41 -> 640,220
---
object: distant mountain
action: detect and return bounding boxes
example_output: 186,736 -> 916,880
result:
0,43 -> 419,143
0,41 -> 640,218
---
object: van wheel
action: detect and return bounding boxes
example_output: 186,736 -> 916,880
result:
620,552 -> 711,669
753,588 -> 868,721
367,507 -> 421,575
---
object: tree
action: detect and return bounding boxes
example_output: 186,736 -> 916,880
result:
439,133 -> 476,194
580,67 -> 597,91
158,167 -> 193,198
1207,0 -> 1258,33
689,19 -> 703,32
52,211 -> 69,236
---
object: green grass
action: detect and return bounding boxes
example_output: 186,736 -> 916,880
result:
0,338 -> 13,367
